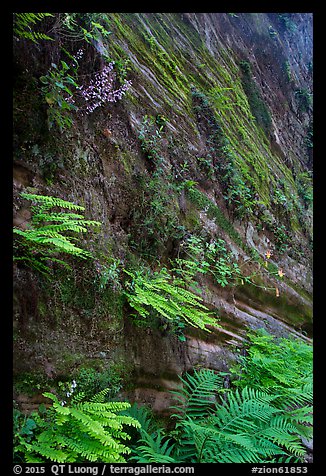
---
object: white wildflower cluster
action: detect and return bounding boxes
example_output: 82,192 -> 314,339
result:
66,379 -> 77,397
75,48 -> 84,61
60,380 -> 77,406
78,62 -> 132,114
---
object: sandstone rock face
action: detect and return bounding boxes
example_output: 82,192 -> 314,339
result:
13,13 -> 312,412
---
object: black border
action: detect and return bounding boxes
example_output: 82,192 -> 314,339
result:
6,3 -> 320,473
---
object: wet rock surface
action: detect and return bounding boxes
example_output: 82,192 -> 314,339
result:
13,13 -> 312,414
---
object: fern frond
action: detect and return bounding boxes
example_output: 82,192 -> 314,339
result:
14,13 -> 53,43
14,193 -> 101,274
21,193 -> 85,211
25,443 -> 70,463
13,253 -> 52,275
121,402 -> 157,437
168,366 -> 312,463
124,268 -> 218,332
171,368 -> 224,419
131,430 -> 176,463
19,390 -> 140,463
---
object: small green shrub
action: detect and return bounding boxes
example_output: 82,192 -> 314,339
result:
14,407 -> 40,463
174,235 -> 244,288
304,128 -> 313,151
138,114 -> 165,164
191,87 -> 256,218
14,372 -> 51,397
130,172 -> 183,258
40,59 -> 79,131
239,59 -> 272,134
239,60 -> 251,75
278,14 -> 297,33
272,186 -> 294,213
196,156 -> 213,178
155,114 -> 169,128
268,26 -> 278,38
56,13 -> 112,48
283,61 -> 293,83
295,88 -> 312,113
225,172 -> 256,218
186,187 -> 247,250
296,171 -> 313,208
208,86 -> 236,111
95,258 -> 122,291
73,367 -> 123,401
130,115 -> 183,257
79,15 -> 112,45
272,223 -> 289,253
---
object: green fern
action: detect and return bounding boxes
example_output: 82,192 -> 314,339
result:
121,402 -> 154,435
130,430 -> 176,463
194,387 -> 294,462
124,268 -> 218,332
13,13 -> 53,43
16,390 -> 140,463
168,329 -> 312,463
232,328 -> 313,407
122,403 -> 177,463
13,193 -> 101,275
115,331 -> 312,464
169,368 -> 225,462
171,368 -> 224,419
170,369 -> 311,463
